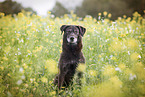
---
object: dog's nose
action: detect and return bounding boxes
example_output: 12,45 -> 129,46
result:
70,37 -> 74,41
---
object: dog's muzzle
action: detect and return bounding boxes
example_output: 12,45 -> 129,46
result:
67,35 -> 78,44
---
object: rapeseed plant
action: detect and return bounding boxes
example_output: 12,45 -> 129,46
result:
103,65 -> 116,77
132,62 -> 145,80
41,77 -> 48,83
88,70 -> 97,77
130,52 -> 141,62
108,13 -> 112,18
118,63 -> 126,70
109,40 -> 124,53
77,63 -> 86,72
126,38 -> 140,50
103,11 -> 108,16
45,59 -> 58,74
82,76 -> 123,97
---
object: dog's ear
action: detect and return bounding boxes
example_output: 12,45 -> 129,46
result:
60,25 -> 69,35
76,26 -> 86,36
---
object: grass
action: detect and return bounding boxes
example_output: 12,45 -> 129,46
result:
0,11 -> 145,97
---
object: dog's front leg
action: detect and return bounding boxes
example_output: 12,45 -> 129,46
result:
58,66 -> 69,89
58,72 -> 65,89
58,66 -> 71,89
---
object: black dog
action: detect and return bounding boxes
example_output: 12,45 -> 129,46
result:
54,25 -> 86,89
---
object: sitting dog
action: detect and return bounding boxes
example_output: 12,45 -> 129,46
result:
54,25 -> 86,89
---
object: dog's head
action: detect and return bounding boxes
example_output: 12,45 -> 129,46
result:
60,25 -> 86,45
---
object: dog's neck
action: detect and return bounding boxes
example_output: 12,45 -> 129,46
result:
62,43 -> 82,55
62,40 -> 82,56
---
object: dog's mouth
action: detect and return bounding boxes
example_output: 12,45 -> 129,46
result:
69,42 -> 77,46
67,36 -> 78,45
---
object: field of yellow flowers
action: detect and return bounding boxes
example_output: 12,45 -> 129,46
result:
0,11 -> 145,97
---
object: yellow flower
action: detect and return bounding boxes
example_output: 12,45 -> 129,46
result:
45,59 -> 58,74
16,65 -> 20,68
133,12 -> 140,17
49,81 -> 53,84
98,55 -> 102,58
0,66 -> 4,70
61,87 -> 65,89
136,84 -> 145,94
34,46 -> 43,52
88,70 -> 97,76
124,68 -> 135,80
0,12 -> 5,17
11,38 -> 15,43
118,63 -> 126,70
27,50 -> 31,53
132,62 -> 145,80
1,61 -> 3,64
126,17 -> 131,22
108,13 -> 112,18
109,40 -> 123,53
7,73 -> 10,76
4,46 -> 11,52
41,77 -> 48,83
2,57 -> 8,61
16,33 -> 21,37
109,76 -> 122,87
120,34 -> 126,37
103,11 -> 107,16
126,38 -> 139,50
47,11 -> 51,14
103,65 -> 116,77
89,58 -> 92,61
99,45 -> 102,48
18,12 -> 24,17
77,63 -> 86,72
111,56 -> 117,61
123,15 -> 127,18
24,84 -> 29,88
50,40 -> 53,43
23,63 -> 28,69
98,13 -> 101,16
59,49 -> 62,53
89,47 -> 94,50
81,78 -> 123,97
27,31 -> 31,35
118,17 -> 122,20
130,52 -> 140,62
52,48 -> 55,51
50,91 -> 56,96
46,31 -> 50,34
124,68 -> 132,74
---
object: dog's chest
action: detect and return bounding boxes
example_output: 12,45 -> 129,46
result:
62,53 -> 80,67
62,60 -> 78,74
63,52 -> 80,62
